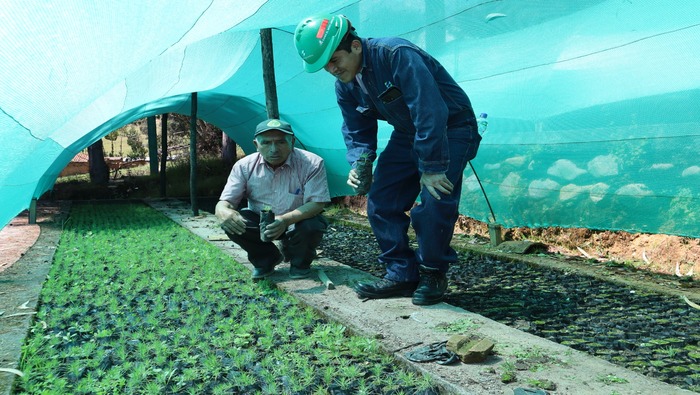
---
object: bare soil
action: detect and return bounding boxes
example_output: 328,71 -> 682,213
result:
0,203 -> 61,273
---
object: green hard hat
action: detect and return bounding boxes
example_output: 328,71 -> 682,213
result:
294,13 -> 350,73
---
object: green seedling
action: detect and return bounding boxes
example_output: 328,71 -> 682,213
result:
662,346 -> 681,357
16,203 -> 441,394
526,378 -> 556,390
500,361 -> 517,383
340,363 -> 363,380
370,362 -> 386,378
355,381 -> 372,395
322,365 -> 336,385
599,374 -> 629,384
513,346 -> 546,359
436,317 -> 479,333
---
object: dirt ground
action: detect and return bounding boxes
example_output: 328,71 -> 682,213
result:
337,196 -> 700,282
460,219 -> 699,279
0,204 -> 62,273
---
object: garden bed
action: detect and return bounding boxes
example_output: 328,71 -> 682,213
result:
159,198 -> 696,395
2,199 -> 697,394
11,203 -> 437,394
318,220 -> 700,393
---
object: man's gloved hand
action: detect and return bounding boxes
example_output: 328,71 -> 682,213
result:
348,156 -> 373,195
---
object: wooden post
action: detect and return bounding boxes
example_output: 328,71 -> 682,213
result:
260,28 -> 279,119
488,223 -> 503,247
147,116 -> 158,175
189,93 -> 199,216
160,113 -> 168,197
28,198 -> 37,224
87,140 -> 109,185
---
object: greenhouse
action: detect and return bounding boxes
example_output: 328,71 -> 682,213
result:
2,0 -> 699,235
1,1 -> 699,394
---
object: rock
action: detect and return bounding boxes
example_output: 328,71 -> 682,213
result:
499,172 -> 521,197
446,334 -> 470,351
446,334 -> 495,363
559,183 -> 584,201
615,183 -> 652,197
682,165 -> 700,177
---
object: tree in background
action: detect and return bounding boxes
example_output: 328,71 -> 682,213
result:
85,115 -> 235,185
122,125 -> 147,159
130,114 -> 236,166
159,114 -> 228,160
104,130 -> 119,156
87,140 -> 109,185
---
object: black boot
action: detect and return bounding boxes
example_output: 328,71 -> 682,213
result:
412,265 -> 447,306
251,254 -> 283,280
355,278 -> 418,299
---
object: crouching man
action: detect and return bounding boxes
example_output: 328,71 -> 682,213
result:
216,119 -> 331,280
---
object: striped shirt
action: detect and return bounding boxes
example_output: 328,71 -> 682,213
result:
219,148 -> 331,215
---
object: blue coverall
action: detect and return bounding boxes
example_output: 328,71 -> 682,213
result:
335,36 -> 481,282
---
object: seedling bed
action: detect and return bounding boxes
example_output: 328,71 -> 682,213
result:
320,224 -> 700,392
15,203 -> 439,394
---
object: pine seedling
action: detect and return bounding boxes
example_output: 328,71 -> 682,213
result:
337,375 -> 354,391
261,381 -> 282,395
143,381 -> 165,395
322,365 -> 335,385
340,363 -> 363,380
355,380 -> 372,395
202,354 -> 222,379
395,369 -> 420,387
211,382 -> 235,395
369,362 -> 385,379
311,386 -> 328,395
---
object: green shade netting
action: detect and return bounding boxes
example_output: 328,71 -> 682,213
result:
1,1 -> 699,237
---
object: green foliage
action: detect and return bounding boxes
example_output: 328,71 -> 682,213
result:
598,374 -> 629,384
16,203 -> 437,394
104,130 -> 119,142
122,125 -> 147,159
662,346 -> 681,357
500,361 -> 517,383
52,156 -> 231,200
129,156 -> 231,198
435,318 -> 479,333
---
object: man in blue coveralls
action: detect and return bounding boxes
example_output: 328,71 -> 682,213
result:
294,14 -> 481,305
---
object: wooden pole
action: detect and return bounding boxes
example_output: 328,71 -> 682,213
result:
260,28 -> 279,119
160,113 -> 168,197
147,116 -> 158,175
189,93 -> 199,216
28,198 -> 37,224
